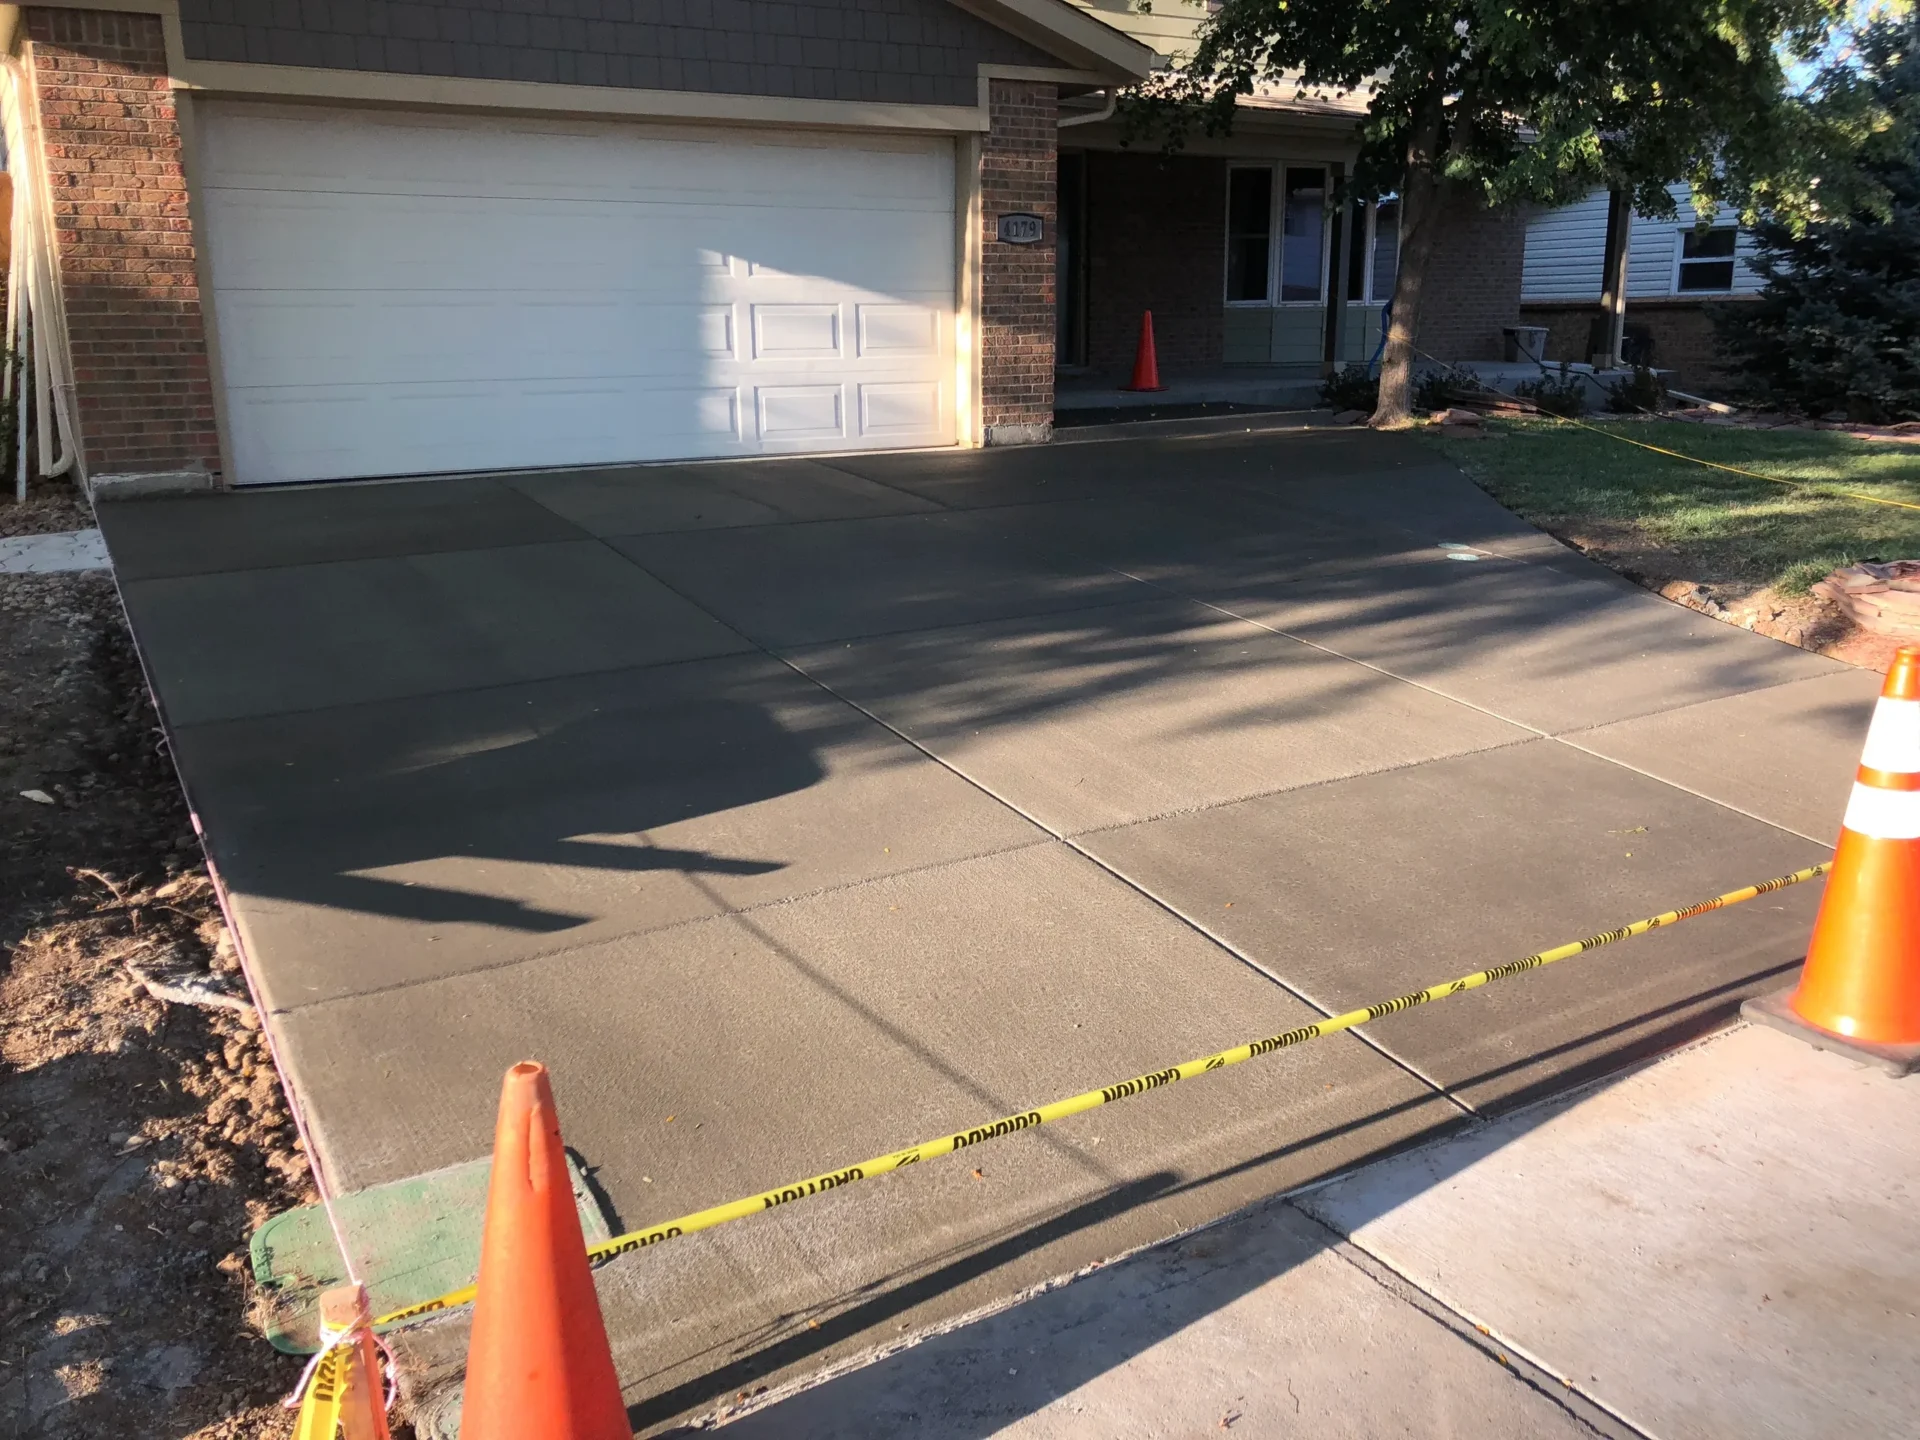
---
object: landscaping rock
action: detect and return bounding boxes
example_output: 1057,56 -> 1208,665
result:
1811,560 -> 1920,636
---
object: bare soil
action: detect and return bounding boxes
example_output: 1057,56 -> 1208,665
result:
0,569 -> 316,1438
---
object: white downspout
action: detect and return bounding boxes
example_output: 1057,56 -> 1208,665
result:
1,55 -> 77,486
1058,90 -> 1117,128
5,158 -> 21,502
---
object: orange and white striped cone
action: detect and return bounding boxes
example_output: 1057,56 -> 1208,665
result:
1744,645 -> 1920,1075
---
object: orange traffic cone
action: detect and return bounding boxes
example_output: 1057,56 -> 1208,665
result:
1122,310 -> 1166,392
461,1063 -> 629,1440
1745,646 -> 1920,1074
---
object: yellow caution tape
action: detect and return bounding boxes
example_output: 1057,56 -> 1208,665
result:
290,1340 -> 351,1440
372,861 -> 1830,1329
1411,336 -> 1920,517
1555,414 -> 1920,516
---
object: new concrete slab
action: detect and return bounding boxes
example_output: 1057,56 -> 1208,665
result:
94,474 -> 583,581
169,654 -> 1047,1009
790,598 -> 1528,835
1299,1023 -> 1920,1440
91,420 -> 1877,1434
960,490 -> 1433,592
1198,556 -> 1843,734
121,539 -> 754,725
508,457 -> 939,536
707,1203 -> 1607,1439
609,510 -> 1147,650
1565,669 -> 1883,841
291,846 -> 1459,1428
815,423 -> 1384,510
1082,740 -> 1829,1110
1228,452 -> 1588,565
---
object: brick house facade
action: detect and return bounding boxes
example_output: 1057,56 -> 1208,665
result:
1062,141 -> 1525,380
26,9 -> 220,481
3,1 -> 1150,487
1082,150 -> 1226,375
6,0 -> 1552,488
1413,190 -> 1527,365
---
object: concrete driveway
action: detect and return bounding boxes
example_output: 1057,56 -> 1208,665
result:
97,418 -> 1871,1431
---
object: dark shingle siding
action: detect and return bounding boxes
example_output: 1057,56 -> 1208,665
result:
178,0 -> 1057,105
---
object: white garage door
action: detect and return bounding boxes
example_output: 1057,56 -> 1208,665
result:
196,103 -> 958,485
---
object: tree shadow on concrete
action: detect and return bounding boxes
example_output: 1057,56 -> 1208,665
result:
661,986 -> 1788,1438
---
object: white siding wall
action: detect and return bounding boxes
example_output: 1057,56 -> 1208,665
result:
1522,185 -> 1764,302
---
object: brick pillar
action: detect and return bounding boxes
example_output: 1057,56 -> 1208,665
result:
27,8 -> 220,482
979,79 -> 1055,446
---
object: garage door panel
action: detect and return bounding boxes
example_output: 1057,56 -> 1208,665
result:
211,191 -> 953,303
200,104 -> 958,482
859,381 -> 946,437
227,380 -> 753,485
202,107 -> 953,213
222,297 -> 947,392
857,304 -> 942,358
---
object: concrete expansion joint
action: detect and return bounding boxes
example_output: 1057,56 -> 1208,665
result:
1061,735 -> 1542,842
1177,585 -> 1842,850
264,834 -> 1069,1018
1295,1205 -> 1659,1440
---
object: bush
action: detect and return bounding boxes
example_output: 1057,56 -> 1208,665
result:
1514,368 -> 1590,417
1604,364 -> 1668,415
1319,366 -> 1378,413
1413,364 -> 1483,412
1715,18 -> 1920,422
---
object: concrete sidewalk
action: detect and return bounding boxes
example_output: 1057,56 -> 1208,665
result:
92,422 -> 1874,1430
715,1021 -> 1918,1437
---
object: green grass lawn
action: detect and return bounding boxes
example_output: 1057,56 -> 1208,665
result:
1429,418 -> 1920,594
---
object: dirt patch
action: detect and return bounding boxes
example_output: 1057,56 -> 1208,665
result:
1547,516 -> 1911,671
0,570 -> 319,1438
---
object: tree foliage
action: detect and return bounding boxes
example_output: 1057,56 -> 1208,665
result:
1125,0 -> 1865,426
1716,15 -> 1920,422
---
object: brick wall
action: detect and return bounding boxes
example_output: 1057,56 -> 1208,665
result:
28,9 -> 220,481
1413,191 -> 1525,362
1518,298 -> 1751,393
178,0 -> 1054,107
1084,150 -> 1224,376
979,79 -> 1055,445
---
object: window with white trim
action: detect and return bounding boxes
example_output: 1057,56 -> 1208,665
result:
1224,163 -> 1332,306
1226,166 -> 1273,303
1675,226 -> 1738,293
1279,167 -> 1327,301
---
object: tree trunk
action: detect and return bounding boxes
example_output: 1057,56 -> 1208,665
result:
1370,171 -> 1446,428
1371,75 -> 1487,431
1598,188 -> 1632,368
1370,90 -> 1450,429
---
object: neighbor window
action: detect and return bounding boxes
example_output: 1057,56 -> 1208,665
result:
1676,227 -> 1737,292
1279,167 -> 1326,301
1226,167 -> 1273,303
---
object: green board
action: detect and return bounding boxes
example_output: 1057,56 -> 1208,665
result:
250,1154 -> 612,1354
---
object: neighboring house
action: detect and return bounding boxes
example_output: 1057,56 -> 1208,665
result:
1055,0 -> 1528,381
1519,184 -> 1761,390
2,0 -> 1152,487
